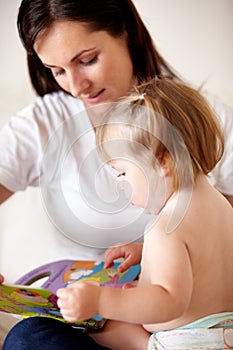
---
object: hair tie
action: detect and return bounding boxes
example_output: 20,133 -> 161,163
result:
139,92 -> 146,100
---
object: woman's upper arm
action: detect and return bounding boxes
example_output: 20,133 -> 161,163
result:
207,96 -> 233,200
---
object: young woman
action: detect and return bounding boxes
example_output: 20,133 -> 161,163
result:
1,0 -> 232,349
57,77 -> 233,350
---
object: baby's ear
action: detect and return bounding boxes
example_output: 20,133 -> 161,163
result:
158,150 -> 173,177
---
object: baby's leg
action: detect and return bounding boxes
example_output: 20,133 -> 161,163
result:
89,320 -> 150,350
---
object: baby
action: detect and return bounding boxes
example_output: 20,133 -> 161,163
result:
57,77 -> 233,350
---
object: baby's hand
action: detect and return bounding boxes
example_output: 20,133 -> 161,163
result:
104,242 -> 143,273
57,281 -> 100,323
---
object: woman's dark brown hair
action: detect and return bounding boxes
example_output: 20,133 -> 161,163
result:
17,0 -> 178,96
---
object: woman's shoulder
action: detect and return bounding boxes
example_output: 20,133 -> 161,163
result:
1,91 -> 87,138
202,90 -> 233,128
18,91 -> 85,121
0,91 -> 87,154
42,90 -> 84,109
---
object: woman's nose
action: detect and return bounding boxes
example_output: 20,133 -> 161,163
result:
68,71 -> 91,98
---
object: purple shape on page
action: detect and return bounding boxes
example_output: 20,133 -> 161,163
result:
15,260 -> 78,294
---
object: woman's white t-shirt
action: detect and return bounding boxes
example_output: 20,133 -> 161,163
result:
0,91 -> 232,260
0,92 -> 151,260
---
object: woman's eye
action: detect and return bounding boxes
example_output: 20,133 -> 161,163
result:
117,172 -> 126,178
51,69 -> 65,77
80,55 -> 98,66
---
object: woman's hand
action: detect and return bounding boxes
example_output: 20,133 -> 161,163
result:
57,281 -> 101,323
104,242 -> 143,273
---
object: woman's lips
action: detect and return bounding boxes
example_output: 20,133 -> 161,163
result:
85,89 -> 106,104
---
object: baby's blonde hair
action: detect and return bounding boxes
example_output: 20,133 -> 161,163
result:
96,77 -> 224,190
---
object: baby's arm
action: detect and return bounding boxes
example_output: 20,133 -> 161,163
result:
57,230 -> 193,326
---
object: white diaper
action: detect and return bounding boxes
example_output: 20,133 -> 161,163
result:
148,312 -> 233,349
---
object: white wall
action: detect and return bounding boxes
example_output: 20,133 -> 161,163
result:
134,0 -> 233,107
0,1 -> 36,127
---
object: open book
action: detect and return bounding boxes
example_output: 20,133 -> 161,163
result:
0,260 -> 140,329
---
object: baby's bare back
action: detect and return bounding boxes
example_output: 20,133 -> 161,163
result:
143,177 -> 233,332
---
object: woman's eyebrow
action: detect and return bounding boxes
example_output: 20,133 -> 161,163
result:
43,47 -> 96,68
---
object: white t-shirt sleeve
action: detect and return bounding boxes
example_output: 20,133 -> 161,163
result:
206,93 -> 233,195
0,111 -> 43,191
0,91 -> 84,192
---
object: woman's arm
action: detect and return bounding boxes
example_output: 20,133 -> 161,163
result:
204,93 -> 233,205
0,184 -> 13,204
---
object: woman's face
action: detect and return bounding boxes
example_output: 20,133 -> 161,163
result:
34,21 -> 135,108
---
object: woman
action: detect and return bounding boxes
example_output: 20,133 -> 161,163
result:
1,0 -> 232,349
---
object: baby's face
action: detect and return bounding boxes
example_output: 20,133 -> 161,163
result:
110,158 -> 149,210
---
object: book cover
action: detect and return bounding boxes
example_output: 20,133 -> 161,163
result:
0,260 -> 140,329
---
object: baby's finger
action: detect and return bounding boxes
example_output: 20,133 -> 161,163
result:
104,246 -> 125,268
57,288 -> 67,298
116,257 -> 134,273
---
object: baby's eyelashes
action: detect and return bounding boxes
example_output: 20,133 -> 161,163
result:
117,172 -> 126,178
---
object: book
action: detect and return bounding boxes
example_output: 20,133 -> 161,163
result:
0,260 -> 140,329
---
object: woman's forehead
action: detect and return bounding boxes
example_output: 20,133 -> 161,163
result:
33,20 -> 120,63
